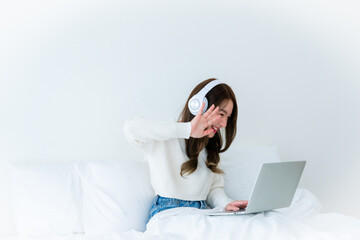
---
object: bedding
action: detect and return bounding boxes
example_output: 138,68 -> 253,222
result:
142,188 -> 360,240
3,147 -> 360,240
2,188 -> 360,240
8,162 -> 83,236
76,159 -> 154,234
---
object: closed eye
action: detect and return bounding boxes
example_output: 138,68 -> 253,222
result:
220,109 -> 231,118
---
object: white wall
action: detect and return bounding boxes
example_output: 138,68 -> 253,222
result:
1,0 -> 359,234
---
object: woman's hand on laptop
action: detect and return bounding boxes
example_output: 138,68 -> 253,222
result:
225,200 -> 248,211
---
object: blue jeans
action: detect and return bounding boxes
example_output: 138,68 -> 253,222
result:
148,195 -> 208,222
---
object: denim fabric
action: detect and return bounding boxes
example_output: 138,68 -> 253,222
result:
148,195 -> 208,222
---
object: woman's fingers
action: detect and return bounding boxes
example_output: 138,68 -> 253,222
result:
202,104 -> 215,118
225,200 -> 248,212
226,205 -> 240,212
207,106 -> 220,120
191,103 -> 222,138
202,105 -> 220,127
231,200 -> 248,209
207,114 -> 221,127
225,204 -> 240,212
203,127 -> 215,136
196,102 -> 206,116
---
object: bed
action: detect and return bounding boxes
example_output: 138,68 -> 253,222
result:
1,147 -> 359,240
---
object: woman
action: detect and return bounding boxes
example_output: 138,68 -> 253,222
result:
123,78 -> 248,221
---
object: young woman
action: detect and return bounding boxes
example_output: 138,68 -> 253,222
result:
124,78 -> 248,221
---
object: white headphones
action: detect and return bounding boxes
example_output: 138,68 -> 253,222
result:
188,80 -> 223,115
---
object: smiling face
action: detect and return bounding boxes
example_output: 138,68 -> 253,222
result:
207,99 -> 234,138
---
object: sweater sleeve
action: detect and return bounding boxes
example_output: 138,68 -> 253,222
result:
123,117 -> 192,153
206,173 -> 233,210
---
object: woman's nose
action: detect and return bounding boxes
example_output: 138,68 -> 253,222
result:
219,118 -> 227,128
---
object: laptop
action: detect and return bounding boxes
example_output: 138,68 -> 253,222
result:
207,161 -> 306,216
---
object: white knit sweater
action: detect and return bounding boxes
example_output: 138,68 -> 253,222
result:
123,117 -> 233,210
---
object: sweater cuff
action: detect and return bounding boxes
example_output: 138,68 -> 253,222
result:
217,196 -> 234,210
176,122 -> 192,139
207,188 -> 234,210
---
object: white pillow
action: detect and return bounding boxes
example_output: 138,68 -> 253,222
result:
9,162 -> 83,236
221,146 -> 281,201
77,159 -> 154,234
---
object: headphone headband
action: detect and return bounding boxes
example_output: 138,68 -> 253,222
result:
195,80 -> 223,99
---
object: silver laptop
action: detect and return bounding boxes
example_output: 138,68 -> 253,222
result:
207,161 -> 306,216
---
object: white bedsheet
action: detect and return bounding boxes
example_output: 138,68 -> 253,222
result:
3,189 -> 360,240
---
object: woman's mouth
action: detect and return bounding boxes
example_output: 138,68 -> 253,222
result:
212,126 -> 219,133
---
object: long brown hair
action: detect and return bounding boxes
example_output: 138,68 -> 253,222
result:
178,78 -> 238,177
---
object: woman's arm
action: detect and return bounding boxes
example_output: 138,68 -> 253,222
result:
206,173 -> 234,210
124,103 -> 221,149
123,118 -> 191,151
206,173 -> 248,211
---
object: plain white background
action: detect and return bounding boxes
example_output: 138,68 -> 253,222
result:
1,0 -> 359,233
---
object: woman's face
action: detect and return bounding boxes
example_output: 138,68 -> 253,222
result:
206,99 -> 233,138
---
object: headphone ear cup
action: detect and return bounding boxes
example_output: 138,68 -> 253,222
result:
188,96 -> 208,115
188,79 -> 222,115
188,96 -> 200,115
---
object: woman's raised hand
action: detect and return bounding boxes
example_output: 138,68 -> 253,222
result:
190,102 -> 221,138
